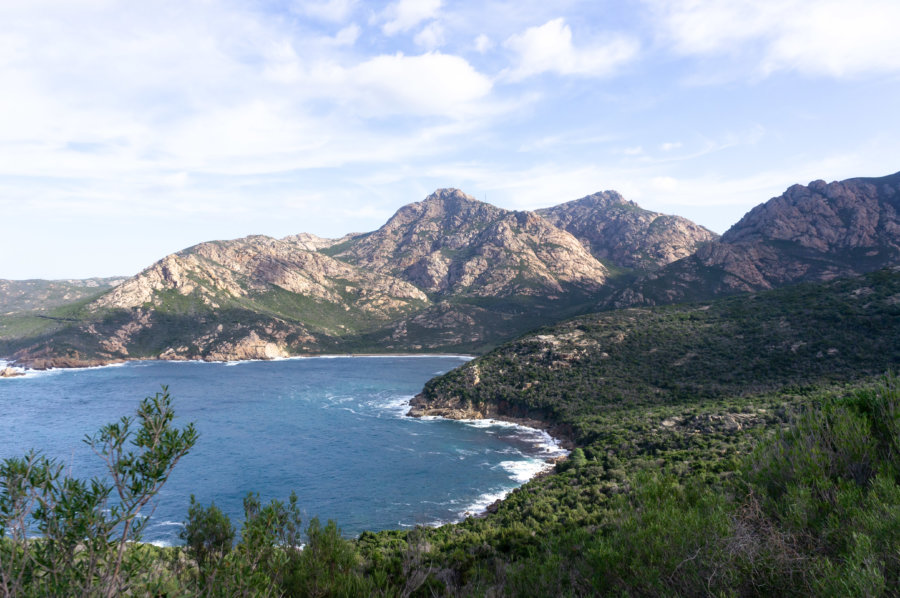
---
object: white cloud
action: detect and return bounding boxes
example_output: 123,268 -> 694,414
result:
660,141 -> 682,151
649,0 -> 900,77
503,18 -> 639,81
414,22 -> 445,49
381,0 -> 442,36
474,34 -> 493,54
650,175 -> 678,191
0,1 -> 498,184
340,52 -> 492,117
333,24 -> 361,46
299,0 -> 357,22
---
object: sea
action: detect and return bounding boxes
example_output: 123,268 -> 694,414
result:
0,356 -> 566,546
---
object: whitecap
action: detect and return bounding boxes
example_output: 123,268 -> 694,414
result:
496,459 -> 550,484
367,394 -> 416,418
456,488 -> 511,520
2,360 -> 131,380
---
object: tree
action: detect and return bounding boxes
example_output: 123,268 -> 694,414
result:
180,495 -> 235,588
0,387 -> 197,597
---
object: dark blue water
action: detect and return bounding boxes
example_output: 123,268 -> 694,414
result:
0,357 -> 565,545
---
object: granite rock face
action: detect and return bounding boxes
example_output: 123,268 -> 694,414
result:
537,191 -> 718,270
3,186 -> 724,366
93,235 -> 427,315
331,189 -> 609,297
610,172 -> 900,306
17,235 -> 430,365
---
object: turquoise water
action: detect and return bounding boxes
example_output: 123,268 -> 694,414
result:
0,357 -> 565,545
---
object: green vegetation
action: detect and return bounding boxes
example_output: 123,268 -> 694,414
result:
0,279 -> 121,314
2,270 -> 900,595
0,388 -> 196,596
0,295 -> 104,344
423,268 -> 900,443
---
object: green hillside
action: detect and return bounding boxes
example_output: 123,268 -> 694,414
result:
4,269 -> 899,595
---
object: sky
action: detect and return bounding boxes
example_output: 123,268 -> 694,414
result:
2,0 -> 899,279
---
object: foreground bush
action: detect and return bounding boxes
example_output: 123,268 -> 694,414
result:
2,376 -> 899,596
0,387 -> 196,597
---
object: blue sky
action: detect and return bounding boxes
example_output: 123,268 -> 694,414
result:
2,0 -> 899,279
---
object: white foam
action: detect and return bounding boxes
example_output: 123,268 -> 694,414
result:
284,354 -> 473,361
4,367 -> 61,380
366,394 -> 416,418
497,459 -> 550,484
147,540 -> 173,548
2,360 -> 131,380
455,489 -> 511,521
457,418 -> 568,460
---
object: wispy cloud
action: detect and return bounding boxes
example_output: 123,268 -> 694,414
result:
502,18 -> 639,81
299,0 -> 358,23
1,0 -> 898,278
379,0 -> 442,36
647,0 -> 900,77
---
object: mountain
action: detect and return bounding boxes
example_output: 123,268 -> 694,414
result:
536,190 -> 718,270
15,172 -> 893,369
327,188 -> 609,297
400,268 -> 900,596
410,266 -> 900,437
0,277 -> 126,314
91,235 -> 427,318
3,235 -> 432,367
610,172 -> 900,306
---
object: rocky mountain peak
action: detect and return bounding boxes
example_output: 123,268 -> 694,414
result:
384,188 -> 500,232
537,192 -> 717,271
722,173 -> 900,251
610,171 -> 900,307
331,189 -> 608,297
567,190 -> 633,210
422,187 -> 478,204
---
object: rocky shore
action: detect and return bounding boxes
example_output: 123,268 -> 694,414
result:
406,392 -> 575,450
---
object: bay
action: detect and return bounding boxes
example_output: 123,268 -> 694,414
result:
0,356 -> 565,545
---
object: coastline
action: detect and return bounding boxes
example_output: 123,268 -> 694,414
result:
4,351 -> 561,528
405,395 -> 572,522
2,352 -> 475,375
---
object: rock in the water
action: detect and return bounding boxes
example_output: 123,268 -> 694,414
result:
0,367 -> 24,378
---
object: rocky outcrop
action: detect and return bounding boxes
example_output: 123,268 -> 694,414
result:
0,366 -> 24,377
282,232 -> 361,252
331,189 -> 609,297
610,172 -> 900,306
4,235 -> 433,366
93,235 -> 428,316
537,191 -> 718,270
406,384 -> 575,448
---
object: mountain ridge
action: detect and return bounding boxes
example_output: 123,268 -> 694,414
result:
608,171 -> 900,307
536,190 -> 719,270
3,172 -> 899,368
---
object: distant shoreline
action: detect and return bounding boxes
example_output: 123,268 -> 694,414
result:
2,352 -> 475,374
